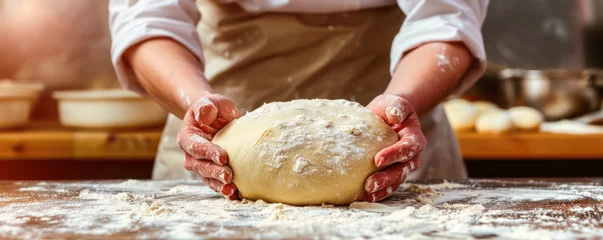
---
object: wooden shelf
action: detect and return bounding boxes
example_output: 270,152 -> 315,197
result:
457,132 -> 603,160
0,123 -> 162,161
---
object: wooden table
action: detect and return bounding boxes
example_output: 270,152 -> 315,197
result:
0,123 -> 162,180
456,132 -> 603,159
0,123 -> 162,161
1,179 -> 601,239
2,124 -> 603,179
3,124 -> 602,161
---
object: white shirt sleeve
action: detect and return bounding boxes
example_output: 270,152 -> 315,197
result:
109,0 -> 203,93
391,0 -> 489,96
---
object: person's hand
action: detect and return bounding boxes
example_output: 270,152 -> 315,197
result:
177,94 -> 241,199
363,94 -> 427,202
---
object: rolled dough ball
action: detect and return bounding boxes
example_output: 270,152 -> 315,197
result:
443,98 -> 478,132
212,99 -> 398,205
473,101 -> 500,116
475,110 -> 514,134
508,106 -> 544,131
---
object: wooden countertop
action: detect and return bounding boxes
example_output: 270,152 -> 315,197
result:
456,132 -> 603,160
1,122 -> 603,161
0,122 -> 162,161
0,179 -> 601,239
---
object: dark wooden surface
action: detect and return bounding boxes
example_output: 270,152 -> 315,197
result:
0,179 -> 601,239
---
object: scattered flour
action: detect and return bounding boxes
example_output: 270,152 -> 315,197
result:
118,179 -> 142,186
177,88 -> 191,107
17,186 -> 48,192
292,158 -> 309,174
1,180 -> 602,239
112,192 -> 136,202
140,201 -> 172,216
18,186 -> 68,193
435,45 -> 458,73
540,120 -> 603,134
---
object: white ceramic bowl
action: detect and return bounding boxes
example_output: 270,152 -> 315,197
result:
53,89 -> 168,129
0,80 -> 44,128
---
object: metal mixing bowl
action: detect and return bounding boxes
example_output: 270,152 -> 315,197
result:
497,68 -> 603,121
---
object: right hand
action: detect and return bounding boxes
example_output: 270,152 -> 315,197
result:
177,94 -> 241,199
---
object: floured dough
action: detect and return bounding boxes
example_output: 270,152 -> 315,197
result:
475,110 -> 514,134
212,99 -> 398,205
508,106 -> 544,131
473,101 -> 500,116
443,98 -> 478,132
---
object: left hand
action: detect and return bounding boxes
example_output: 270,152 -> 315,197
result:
363,94 -> 427,202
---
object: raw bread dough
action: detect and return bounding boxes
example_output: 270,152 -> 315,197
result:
475,110 -> 514,134
473,101 -> 499,116
212,99 -> 398,205
508,106 -> 544,131
443,99 -> 478,132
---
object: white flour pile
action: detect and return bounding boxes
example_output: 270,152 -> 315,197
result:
0,180 -> 601,239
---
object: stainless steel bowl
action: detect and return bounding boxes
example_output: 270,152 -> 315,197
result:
497,68 -> 603,121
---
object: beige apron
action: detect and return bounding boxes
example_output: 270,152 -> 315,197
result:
152,1 -> 467,180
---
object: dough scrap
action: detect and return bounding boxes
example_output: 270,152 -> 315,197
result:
473,101 -> 500,116
508,106 -> 544,131
475,110 -> 514,134
443,99 -> 478,132
212,99 -> 398,205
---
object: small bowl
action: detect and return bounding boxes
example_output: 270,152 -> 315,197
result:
52,89 -> 168,129
0,80 -> 44,128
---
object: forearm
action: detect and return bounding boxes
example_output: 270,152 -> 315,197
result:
386,42 -> 473,116
123,38 -> 214,118
0,23 -> 19,78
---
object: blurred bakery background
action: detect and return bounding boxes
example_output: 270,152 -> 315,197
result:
0,0 -> 166,180
0,0 -> 602,180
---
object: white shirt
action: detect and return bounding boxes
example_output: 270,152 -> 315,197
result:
109,0 -> 489,95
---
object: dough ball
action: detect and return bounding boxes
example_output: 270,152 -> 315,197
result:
475,110 -> 514,134
445,98 -> 471,106
443,98 -> 478,132
473,101 -> 500,116
508,106 -> 544,131
212,99 -> 398,205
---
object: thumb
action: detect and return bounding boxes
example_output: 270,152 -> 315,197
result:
192,97 -> 218,125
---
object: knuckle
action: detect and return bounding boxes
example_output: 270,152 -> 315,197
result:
202,178 -> 215,189
183,156 -> 196,170
176,131 -> 187,148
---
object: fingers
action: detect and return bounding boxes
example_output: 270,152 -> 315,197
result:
364,157 -> 420,193
193,95 -> 241,128
177,130 -> 229,165
188,94 -> 242,134
366,94 -> 426,167
374,114 -> 426,167
184,155 -> 233,184
180,94 -> 241,201
191,97 -> 219,126
203,177 -> 238,199
363,179 -> 402,203
363,158 -> 419,202
367,94 -> 414,125
211,97 -> 241,129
